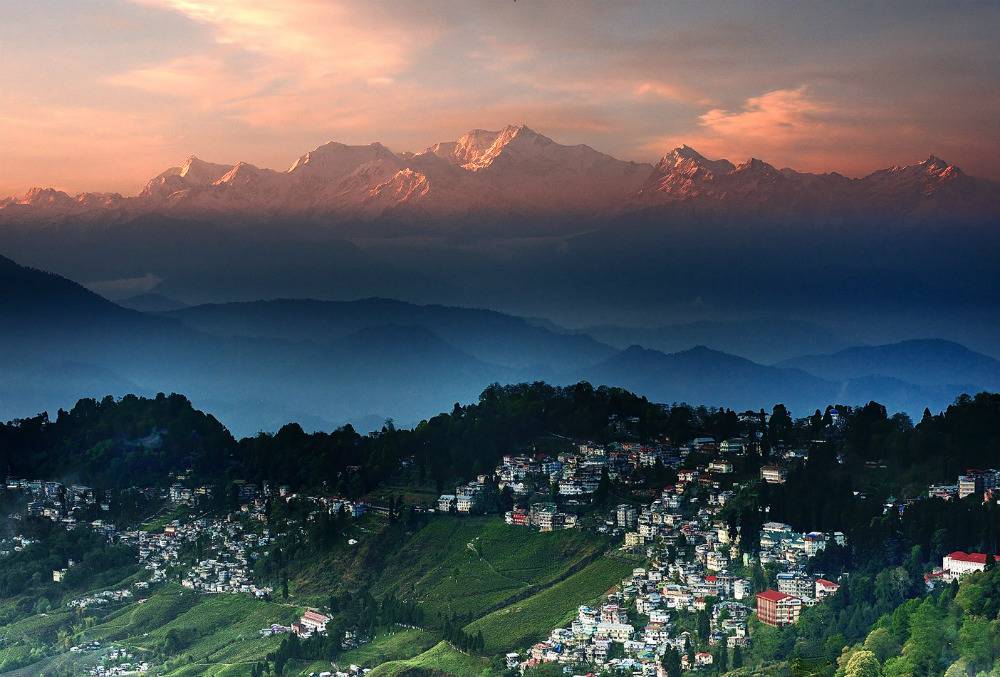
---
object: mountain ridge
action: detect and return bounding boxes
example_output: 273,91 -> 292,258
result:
3,125 -> 995,227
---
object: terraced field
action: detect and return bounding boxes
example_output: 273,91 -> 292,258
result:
0,516 -> 636,675
365,640 -> 492,677
464,553 -> 641,654
372,516 -> 611,619
338,628 -> 439,668
66,584 -> 299,675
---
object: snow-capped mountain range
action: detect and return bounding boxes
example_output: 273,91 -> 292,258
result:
2,124 -> 996,226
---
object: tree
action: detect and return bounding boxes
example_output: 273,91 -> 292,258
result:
732,645 -> 744,669
769,404 -> 792,446
844,650 -> 882,677
594,467 -> 612,503
957,615 -> 996,672
863,627 -> 900,664
697,610 -> 710,641
661,648 -> 682,677
902,598 -> 946,677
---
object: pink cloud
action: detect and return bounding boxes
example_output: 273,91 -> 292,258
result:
642,86 -> 942,177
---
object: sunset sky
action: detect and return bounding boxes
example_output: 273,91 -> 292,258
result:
1,0 -> 998,195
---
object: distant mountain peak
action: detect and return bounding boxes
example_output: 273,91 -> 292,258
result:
2,126 -> 995,226
178,156 -> 230,181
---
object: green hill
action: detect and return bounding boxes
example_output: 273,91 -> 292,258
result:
365,640 -> 492,677
370,517 -> 612,620
465,553 -> 639,654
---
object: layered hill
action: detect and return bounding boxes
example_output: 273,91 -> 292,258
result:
779,339 -> 1000,392
2,126 -> 995,228
1,254 -> 993,433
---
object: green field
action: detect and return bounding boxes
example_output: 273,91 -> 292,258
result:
338,628 -> 439,668
0,515 -> 633,675
371,517 -> 610,619
365,640 -> 492,677
464,554 -> 640,654
70,584 -> 298,675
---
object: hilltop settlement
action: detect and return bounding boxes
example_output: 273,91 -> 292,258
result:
1,386 -> 999,677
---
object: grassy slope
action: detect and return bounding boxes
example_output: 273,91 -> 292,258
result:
365,640 -> 492,677
339,628 -> 439,667
1,516 -> 631,675
72,584 -> 298,676
464,554 -> 640,654
372,517 -> 610,619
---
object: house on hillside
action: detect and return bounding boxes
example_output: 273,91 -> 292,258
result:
300,610 -> 330,634
814,578 -> 840,599
943,551 -> 997,581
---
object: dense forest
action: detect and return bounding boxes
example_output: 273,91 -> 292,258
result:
2,386 -> 998,501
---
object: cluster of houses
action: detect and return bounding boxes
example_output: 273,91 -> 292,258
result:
67,585 -> 145,610
119,478 -> 375,600
926,468 -> 1000,502
0,534 -> 36,558
3,478 -> 105,528
443,434 -> 808,534
119,509 -> 274,597
520,472 -> 750,672
505,502 -> 578,531
758,521 -> 844,568
751,521 -> 844,627
90,647 -> 150,676
509,434 -> 846,673
68,642 -> 151,676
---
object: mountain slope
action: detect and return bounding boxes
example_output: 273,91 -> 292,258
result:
581,316 -> 851,364
779,339 -> 1000,391
0,255 -> 511,433
0,255 -> 991,431
164,297 -> 615,373
575,345 -> 834,411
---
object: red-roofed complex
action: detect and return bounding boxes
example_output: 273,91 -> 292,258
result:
298,610 -> 330,635
943,551 -> 997,581
756,590 -> 801,627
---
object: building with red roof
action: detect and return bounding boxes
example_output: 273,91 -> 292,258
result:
814,578 -> 840,599
756,589 -> 801,627
943,551 -> 997,581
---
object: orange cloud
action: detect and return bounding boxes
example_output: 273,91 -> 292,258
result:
642,86 -> 914,176
698,87 -> 827,140
634,81 -> 712,106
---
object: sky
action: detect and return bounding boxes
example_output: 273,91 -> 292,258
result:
0,0 -> 998,196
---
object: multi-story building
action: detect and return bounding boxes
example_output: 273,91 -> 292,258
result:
776,572 -> 815,599
943,551 -> 997,581
755,590 -> 801,627
616,504 -> 638,529
760,465 -> 787,484
958,474 -> 985,499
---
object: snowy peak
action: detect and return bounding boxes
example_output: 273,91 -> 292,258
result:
734,157 -> 779,175
1,128 -> 996,226
177,156 -> 233,184
288,141 -> 398,175
635,146 -> 996,221
428,128 -> 502,167
17,187 -> 76,208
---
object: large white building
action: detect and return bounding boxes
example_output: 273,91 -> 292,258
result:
943,551 -> 996,581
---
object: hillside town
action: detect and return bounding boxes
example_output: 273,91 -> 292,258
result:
2,409 -> 1000,676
